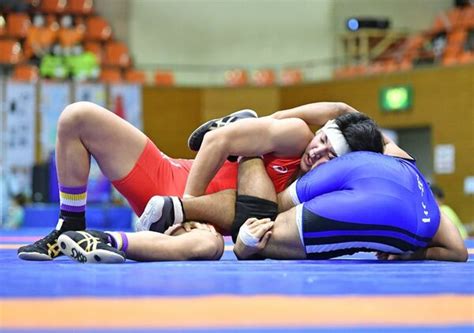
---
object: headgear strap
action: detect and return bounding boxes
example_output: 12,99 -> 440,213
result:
319,119 -> 352,156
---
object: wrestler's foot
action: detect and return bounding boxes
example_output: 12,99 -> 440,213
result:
135,196 -> 184,233
17,229 -> 63,261
17,216 -> 85,261
58,230 -> 125,264
187,109 -> 258,152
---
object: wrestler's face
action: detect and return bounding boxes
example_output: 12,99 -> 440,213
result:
300,130 -> 337,172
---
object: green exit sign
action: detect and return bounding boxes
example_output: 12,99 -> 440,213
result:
379,85 -> 413,112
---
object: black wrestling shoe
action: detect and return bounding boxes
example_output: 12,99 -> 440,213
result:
135,196 -> 184,233
17,216 -> 85,261
187,109 -> 258,152
17,229 -> 63,261
58,230 -> 125,264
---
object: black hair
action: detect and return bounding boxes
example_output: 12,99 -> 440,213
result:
429,184 -> 445,200
334,113 -> 384,154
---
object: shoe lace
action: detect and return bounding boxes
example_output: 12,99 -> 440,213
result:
35,230 -> 61,248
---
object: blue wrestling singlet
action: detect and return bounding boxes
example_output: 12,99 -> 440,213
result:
288,151 -> 440,259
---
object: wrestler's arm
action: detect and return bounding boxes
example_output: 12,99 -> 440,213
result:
270,102 -> 358,126
271,101 -> 414,159
381,133 -> 414,159
126,226 -> 225,261
184,117 -> 313,196
384,212 -> 468,262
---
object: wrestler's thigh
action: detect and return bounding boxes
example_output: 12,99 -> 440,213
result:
260,207 -> 306,259
63,102 -> 148,180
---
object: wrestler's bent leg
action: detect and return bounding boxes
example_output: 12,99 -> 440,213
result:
18,102 -> 149,261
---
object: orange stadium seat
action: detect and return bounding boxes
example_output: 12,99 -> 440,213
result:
85,16 -> 112,41
45,15 -> 60,30
333,66 -> 352,78
280,69 -> 302,85
24,25 -> 58,59
459,6 -> 474,29
12,64 -> 39,82
400,35 -> 424,65
0,39 -> 23,65
383,60 -> 399,72
104,41 -> 131,67
442,53 -> 459,65
459,51 -> 474,63
399,59 -> 413,71
342,64 -> 368,77
367,61 -> 385,75
58,26 -> 85,48
154,70 -> 174,86
67,0 -> 94,15
84,41 -> 103,64
6,13 -> 31,39
442,29 -> 467,65
41,0 -> 67,14
252,69 -> 275,86
99,67 -> 122,83
225,69 -> 247,86
125,69 -> 146,84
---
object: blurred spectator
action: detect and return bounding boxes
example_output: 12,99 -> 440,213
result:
431,32 -> 447,60
430,184 -> 468,239
4,193 -> 26,230
64,44 -> 99,81
40,43 -> 68,79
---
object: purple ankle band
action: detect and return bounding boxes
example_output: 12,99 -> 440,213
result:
59,185 -> 88,194
119,232 -> 129,252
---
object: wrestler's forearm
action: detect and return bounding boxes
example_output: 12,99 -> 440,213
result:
270,102 -> 358,126
424,246 -> 468,262
184,137 -> 229,196
395,246 -> 468,262
184,118 -> 311,196
126,230 -> 223,261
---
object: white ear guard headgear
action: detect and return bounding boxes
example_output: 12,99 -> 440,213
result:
318,119 -> 352,156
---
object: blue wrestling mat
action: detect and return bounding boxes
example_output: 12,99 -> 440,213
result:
1,228 -> 473,332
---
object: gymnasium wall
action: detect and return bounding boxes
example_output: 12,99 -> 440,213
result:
96,0 -> 452,84
128,0 -> 334,65
142,86 -> 202,159
142,63 -> 474,226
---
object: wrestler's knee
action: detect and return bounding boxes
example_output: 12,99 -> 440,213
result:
58,102 -> 102,135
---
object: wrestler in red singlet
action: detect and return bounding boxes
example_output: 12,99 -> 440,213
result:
112,140 -> 301,216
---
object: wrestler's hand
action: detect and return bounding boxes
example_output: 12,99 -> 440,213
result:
182,221 -> 218,235
234,218 -> 274,260
375,252 -> 413,260
164,224 -> 183,236
375,252 -> 389,260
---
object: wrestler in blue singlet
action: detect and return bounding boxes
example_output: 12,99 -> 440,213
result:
288,151 -> 440,259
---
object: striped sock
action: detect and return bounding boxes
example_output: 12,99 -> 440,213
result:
59,185 -> 87,214
106,231 -> 129,252
55,184 -> 87,231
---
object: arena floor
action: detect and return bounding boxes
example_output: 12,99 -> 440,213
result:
1,228 -> 473,332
